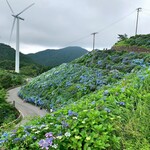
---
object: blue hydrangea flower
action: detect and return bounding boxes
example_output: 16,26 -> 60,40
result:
104,107 -> 111,113
13,138 -> 21,143
119,102 -> 125,106
61,121 -> 69,128
103,90 -> 109,96
68,110 -> 78,117
97,60 -> 102,65
0,139 -> 5,145
2,132 -> 8,138
91,101 -> 95,105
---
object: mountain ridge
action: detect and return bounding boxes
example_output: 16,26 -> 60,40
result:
0,43 -> 88,69
27,46 -> 88,67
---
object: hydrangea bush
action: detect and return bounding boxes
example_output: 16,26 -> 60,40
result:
1,50 -> 150,149
1,67 -> 150,149
18,50 -> 149,111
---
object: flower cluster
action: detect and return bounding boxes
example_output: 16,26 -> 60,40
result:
68,110 -> 78,117
38,132 -> 56,150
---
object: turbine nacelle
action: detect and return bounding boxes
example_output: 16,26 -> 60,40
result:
12,15 -> 24,21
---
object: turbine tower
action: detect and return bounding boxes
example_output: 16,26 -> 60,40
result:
6,0 -> 34,73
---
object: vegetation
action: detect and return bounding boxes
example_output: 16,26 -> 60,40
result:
18,50 -> 150,111
0,88 -> 20,127
0,43 -> 33,64
0,48 -> 150,149
0,70 -> 25,89
0,70 -> 25,127
114,34 -> 150,49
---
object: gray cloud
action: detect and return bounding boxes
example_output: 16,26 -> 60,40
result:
0,0 -> 150,54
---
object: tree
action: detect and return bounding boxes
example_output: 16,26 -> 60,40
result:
118,34 -> 128,41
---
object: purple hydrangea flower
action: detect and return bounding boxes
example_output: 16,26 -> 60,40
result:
45,137 -> 53,145
45,132 -> 53,138
39,139 -> 49,150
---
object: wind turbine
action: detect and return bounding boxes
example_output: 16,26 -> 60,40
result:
6,0 -> 34,73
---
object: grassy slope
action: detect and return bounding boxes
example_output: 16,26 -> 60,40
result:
113,34 -> 150,51
1,49 -> 150,149
1,66 -> 150,149
18,50 -> 150,110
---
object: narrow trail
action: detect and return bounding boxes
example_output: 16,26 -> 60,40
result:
7,87 -> 48,125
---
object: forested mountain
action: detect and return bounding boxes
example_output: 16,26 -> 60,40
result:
0,43 -> 34,64
27,46 -> 88,67
0,43 -> 50,76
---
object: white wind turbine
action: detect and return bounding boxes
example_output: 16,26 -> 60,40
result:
6,0 -> 34,73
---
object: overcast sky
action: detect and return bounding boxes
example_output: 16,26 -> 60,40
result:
0,0 -> 150,54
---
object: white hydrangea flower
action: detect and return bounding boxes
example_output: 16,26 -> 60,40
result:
65,132 -> 71,137
57,136 -> 62,139
52,144 -> 58,149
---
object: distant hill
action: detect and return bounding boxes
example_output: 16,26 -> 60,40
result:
0,43 -> 50,76
0,43 -> 34,68
27,46 -> 88,67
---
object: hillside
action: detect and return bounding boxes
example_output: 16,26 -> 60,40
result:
0,43 -> 34,68
18,50 -> 150,111
1,33 -> 150,149
27,46 -> 88,67
112,34 -> 150,52
1,49 -> 150,149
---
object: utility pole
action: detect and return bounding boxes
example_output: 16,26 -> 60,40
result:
91,32 -> 98,64
135,7 -> 142,35
91,32 -> 98,50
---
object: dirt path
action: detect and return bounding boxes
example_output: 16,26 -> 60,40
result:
7,87 -> 48,125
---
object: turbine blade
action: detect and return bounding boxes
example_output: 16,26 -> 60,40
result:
6,0 -> 14,14
9,18 -> 16,44
16,3 -> 34,16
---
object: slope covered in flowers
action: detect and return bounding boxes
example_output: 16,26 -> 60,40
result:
1,66 -> 150,149
1,49 -> 150,149
18,50 -> 150,111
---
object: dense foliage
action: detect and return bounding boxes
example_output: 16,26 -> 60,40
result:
0,70 -> 25,126
0,48 -> 150,149
114,34 -> 150,49
0,88 -> 19,127
1,67 -> 150,149
0,43 -> 33,64
19,50 -> 150,111
0,70 -> 24,89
